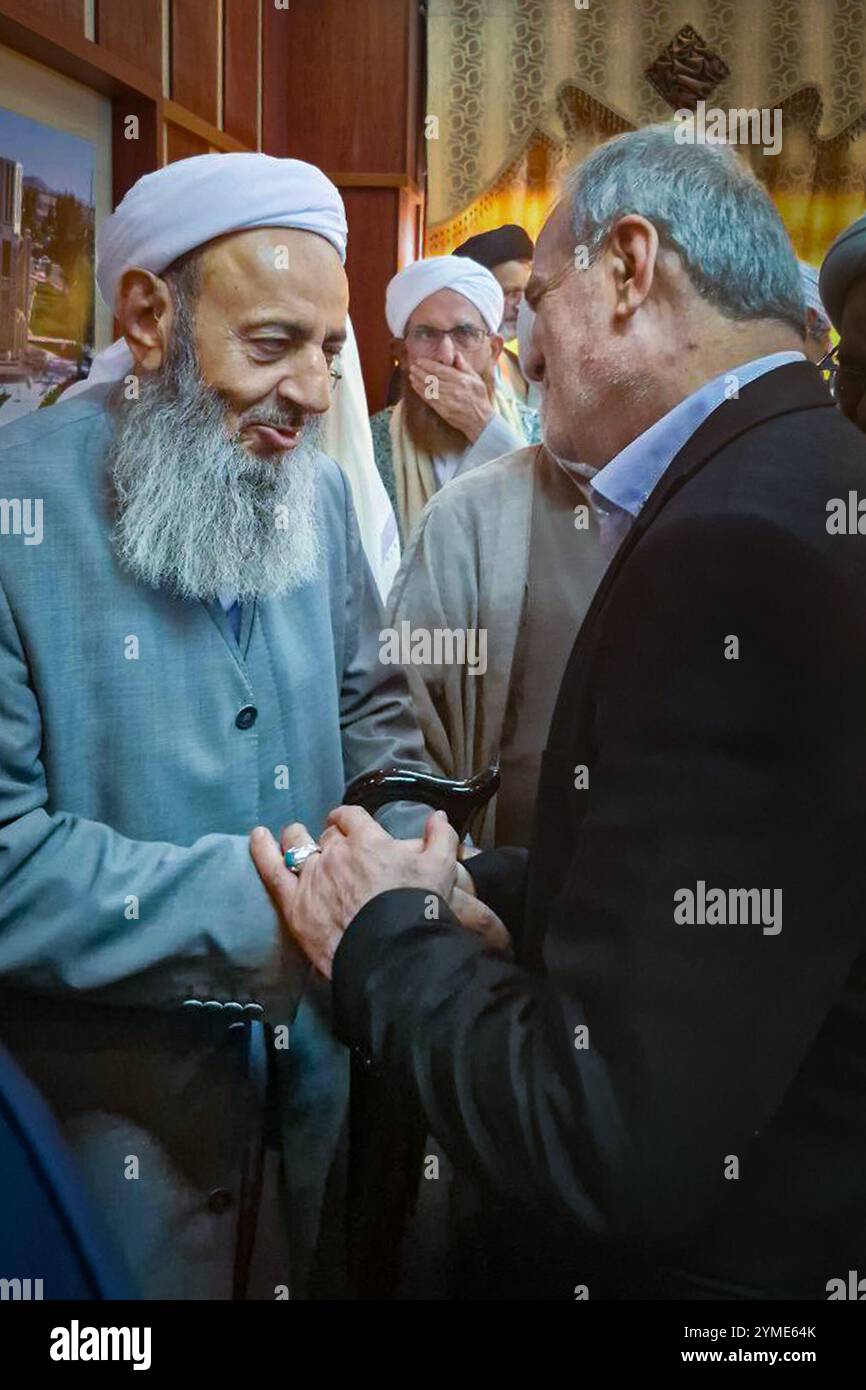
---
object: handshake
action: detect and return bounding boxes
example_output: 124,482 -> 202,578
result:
248,807 -> 509,979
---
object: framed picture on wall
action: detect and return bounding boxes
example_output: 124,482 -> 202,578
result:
0,42 -> 111,427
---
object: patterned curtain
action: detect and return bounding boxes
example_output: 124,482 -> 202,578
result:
425,0 -> 866,268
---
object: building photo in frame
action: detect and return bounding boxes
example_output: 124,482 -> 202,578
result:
0,41 -> 111,425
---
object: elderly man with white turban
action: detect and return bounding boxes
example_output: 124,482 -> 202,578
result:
0,152 -> 433,1299
371,255 -> 540,540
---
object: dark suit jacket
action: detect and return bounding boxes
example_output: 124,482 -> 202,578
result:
333,361 -> 866,1299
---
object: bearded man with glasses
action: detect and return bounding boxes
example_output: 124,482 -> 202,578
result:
370,256 -> 540,540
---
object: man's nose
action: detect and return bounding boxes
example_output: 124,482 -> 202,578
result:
433,334 -> 457,366
275,353 -> 332,416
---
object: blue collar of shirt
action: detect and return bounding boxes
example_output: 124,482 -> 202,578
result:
590,352 -> 806,519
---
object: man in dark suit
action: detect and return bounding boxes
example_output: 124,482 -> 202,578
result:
250,126 -> 866,1299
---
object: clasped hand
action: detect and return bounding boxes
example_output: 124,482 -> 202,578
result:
249,806 -> 509,978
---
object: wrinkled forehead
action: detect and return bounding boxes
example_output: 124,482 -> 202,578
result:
538,200 -> 574,262
405,286 -> 486,332
196,226 -> 348,315
525,200 -> 574,305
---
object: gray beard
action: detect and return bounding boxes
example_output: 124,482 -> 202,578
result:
400,371 -> 470,457
106,328 -> 323,602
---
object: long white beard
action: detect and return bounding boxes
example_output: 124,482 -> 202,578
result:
107,328 -> 323,602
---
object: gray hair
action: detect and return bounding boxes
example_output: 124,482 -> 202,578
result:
161,244 -> 203,311
566,125 -> 805,336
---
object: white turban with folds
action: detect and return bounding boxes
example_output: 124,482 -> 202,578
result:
385,255 -> 504,337
66,152 -> 347,397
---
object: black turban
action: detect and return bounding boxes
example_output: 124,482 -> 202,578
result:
453,223 -> 534,270
819,213 -> 866,329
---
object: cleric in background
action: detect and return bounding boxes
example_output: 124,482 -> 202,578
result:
0,152 -> 433,1300
455,222 -> 536,403
819,212 -> 866,433
370,255 -> 539,541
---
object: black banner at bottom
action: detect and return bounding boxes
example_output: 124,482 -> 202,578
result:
0,1297 -> 860,1373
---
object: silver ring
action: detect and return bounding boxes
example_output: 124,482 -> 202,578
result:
284,841 -> 322,874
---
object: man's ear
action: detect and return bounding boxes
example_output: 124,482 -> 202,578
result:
488,332 -> 505,365
115,267 -> 176,372
606,215 -> 659,322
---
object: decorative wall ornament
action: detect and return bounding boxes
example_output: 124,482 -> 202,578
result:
645,24 -> 730,112
427,0 -> 866,241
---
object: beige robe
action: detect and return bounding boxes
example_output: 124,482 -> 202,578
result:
387,385 -> 530,542
386,443 -> 610,847
386,446 -> 537,846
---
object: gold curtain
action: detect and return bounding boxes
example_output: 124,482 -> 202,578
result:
426,0 -> 866,268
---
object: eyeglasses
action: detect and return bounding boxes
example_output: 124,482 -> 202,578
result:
817,344 -> 866,406
407,324 -> 489,350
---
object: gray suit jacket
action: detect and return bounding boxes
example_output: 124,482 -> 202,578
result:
0,392 -> 428,1297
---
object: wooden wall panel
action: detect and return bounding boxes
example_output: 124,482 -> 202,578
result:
97,0 -> 162,84
165,122 -> 211,165
224,0 -> 258,149
263,0 -> 424,408
112,92 -> 159,204
16,0 -> 83,33
263,0 -> 413,172
343,187 -> 402,413
171,0 -> 218,126
405,0 -> 423,186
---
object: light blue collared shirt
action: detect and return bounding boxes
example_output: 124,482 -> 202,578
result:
589,352 -> 806,555
217,591 -> 242,642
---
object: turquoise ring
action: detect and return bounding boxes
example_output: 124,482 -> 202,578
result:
284,842 -> 322,874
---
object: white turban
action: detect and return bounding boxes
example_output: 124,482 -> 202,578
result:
66,152 -> 347,398
98,152 -> 346,307
385,255 -> 504,337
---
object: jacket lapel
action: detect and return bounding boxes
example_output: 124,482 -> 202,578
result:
549,361 -> 833,747
523,361 -> 834,967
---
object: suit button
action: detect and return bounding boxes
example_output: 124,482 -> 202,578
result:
235,705 -> 257,730
207,1188 -> 233,1215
